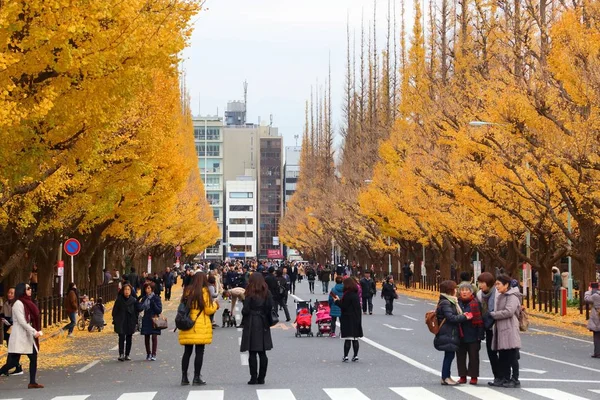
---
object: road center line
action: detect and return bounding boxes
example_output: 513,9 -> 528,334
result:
76,360 -> 99,373
528,328 -> 593,344
402,315 -> 418,321
240,353 -> 248,366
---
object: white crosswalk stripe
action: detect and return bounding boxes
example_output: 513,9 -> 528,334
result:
324,388 -> 370,400
456,386 -> 520,400
523,389 -> 591,400
116,392 -> 157,400
390,387 -> 446,400
257,389 -> 296,400
186,390 -> 224,400
52,397 -> 90,400
590,389 -> 600,394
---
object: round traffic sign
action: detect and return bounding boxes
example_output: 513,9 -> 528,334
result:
175,245 -> 182,252
64,238 -> 81,256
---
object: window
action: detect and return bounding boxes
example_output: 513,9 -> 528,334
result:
194,127 -> 221,141
207,193 -> 220,205
199,159 -> 221,174
230,231 -> 253,238
229,218 -> 253,225
204,176 -> 220,189
230,205 -> 253,212
196,143 -> 221,157
229,192 -> 253,198
231,245 -> 252,252
213,208 -> 220,220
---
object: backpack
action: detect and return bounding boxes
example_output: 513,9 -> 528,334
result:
518,307 -> 529,332
425,307 -> 445,335
175,301 -> 199,331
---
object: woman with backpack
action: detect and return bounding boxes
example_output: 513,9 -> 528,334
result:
488,274 -> 521,388
240,272 -> 274,385
434,280 -> 472,386
179,271 -> 218,386
331,278 -> 363,362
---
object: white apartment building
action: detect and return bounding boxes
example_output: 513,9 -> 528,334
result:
225,179 -> 257,259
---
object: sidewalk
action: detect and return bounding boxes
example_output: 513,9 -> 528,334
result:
0,286 -> 183,371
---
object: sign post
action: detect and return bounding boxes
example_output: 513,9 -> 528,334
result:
147,255 -> 152,274
473,261 -> 482,282
64,238 -> 81,284
57,260 -> 65,296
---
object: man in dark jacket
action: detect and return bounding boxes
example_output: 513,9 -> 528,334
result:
359,271 -> 376,315
265,267 -> 279,301
275,270 -> 291,322
162,267 -> 174,301
289,264 -> 298,295
306,265 -> 317,294
402,263 -> 413,289
127,268 -> 140,296
320,265 -> 332,294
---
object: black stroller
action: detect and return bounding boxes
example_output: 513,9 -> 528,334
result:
294,300 -> 313,337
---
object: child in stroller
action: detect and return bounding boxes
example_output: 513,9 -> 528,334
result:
314,300 -> 332,337
294,300 -> 313,337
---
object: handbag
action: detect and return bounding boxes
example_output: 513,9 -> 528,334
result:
152,314 -> 169,330
269,308 -> 279,327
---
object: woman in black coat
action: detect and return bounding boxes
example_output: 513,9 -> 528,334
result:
332,277 -> 363,362
112,284 -> 138,361
240,273 -> 274,385
434,280 -> 472,386
139,282 -> 163,361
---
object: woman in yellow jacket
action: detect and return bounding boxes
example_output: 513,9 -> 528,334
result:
179,271 -> 219,386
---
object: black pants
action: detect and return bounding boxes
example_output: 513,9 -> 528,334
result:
361,296 -> 373,313
343,339 -> 359,358
165,286 -> 172,301
0,349 -> 38,384
275,297 -> 290,321
118,334 -> 133,356
457,341 -> 481,377
290,280 -> 296,294
182,344 -> 205,376
485,329 -> 499,378
404,275 -> 411,288
498,348 -> 519,381
594,331 -> 600,356
384,297 -> 394,314
308,280 -> 315,293
144,334 -> 158,356
248,351 -> 268,380
331,316 -> 338,334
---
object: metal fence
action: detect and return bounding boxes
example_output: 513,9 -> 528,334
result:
37,282 -> 120,329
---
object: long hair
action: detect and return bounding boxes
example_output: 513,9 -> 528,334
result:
342,277 -> 358,293
185,272 -> 209,311
245,272 -> 268,300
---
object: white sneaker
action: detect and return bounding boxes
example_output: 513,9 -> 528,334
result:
67,333 -> 74,338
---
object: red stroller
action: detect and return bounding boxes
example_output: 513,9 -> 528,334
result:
314,300 -> 332,337
294,300 -> 313,337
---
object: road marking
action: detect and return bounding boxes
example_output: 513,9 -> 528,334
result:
520,350 -> 600,373
359,336 -> 439,375
75,360 -> 99,373
383,324 -> 413,331
390,387 -> 445,400
520,368 -> 547,374
237,328 -> 243,332
52,396 -> 90,400
290,294 -> 304,302
523,389 -> 590,400
240,353 -> 248,365
529,328 -> 593,344
110,345 -> 119,351
456,386 -> 520,400
395,302 -> 415,306
238,337 -> 242,345
186,390 -> 224,400
116,393 -> 157,400
590,390 -> 600,394
407,298 -> 419,302
257,389 -> 296,400
402,315 -> 418,321
427,302 -> 437,306
324,388 -> 369,400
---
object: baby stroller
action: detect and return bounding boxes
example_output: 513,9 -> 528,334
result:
314,300 -> 332,337
294,300 -> 313,337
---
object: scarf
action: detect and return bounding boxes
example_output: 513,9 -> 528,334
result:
462,295 -> 484,327
480,288 -> 495,314
142,292 -> 154,311
18,295 -> 41,348
441,293 -> 463,315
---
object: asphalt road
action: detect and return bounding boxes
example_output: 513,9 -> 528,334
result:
1,279 -> 599,400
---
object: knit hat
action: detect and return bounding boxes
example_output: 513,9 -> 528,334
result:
458,282 -> 474,292
510,279 -> 519,288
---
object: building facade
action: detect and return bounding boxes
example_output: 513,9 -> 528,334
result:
259,136 -> 283,259
284,146 -> 301,208
225,179 -> 257,259
193,116 -> 224,259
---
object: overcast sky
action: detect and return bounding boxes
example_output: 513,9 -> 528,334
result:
183,0 -> 414,149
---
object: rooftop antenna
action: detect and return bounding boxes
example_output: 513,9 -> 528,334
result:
294,134 -> 299,146
243,80 -> 248,124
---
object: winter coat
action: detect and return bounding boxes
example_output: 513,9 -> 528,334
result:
240,293 -> 274,352
359,278 -> 376,298
65,289 -> 78,313
328,283 -> 344,317
334,291 -> 363,338
584,289 -> 600,332
490,287 -> 521,351
275,276 -> 288,299
7,300 -> 37,355
381,282 -> 397,299
265,274 -> 279,299
320,268 -> 331,282
306,268 -> 317,281
289,267 -> 298,282
178,288 -> 218,345
140,294 -> 163,336
433,296 -> 468,352
458,297 -> 485,343
89,304 -> 105,328
163,272 -> 174,288
112,294 -> 138,335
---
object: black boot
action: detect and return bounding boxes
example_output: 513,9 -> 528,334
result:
192,373 -> 206,386
181,372 -> 190,386
249,353 -> 258,384
257,355 -> 268,384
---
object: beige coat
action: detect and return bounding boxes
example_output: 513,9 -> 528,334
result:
8,300 -> 38,354
490,287 -> 521,351
584,290 -> 600,332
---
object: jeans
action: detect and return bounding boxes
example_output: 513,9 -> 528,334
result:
308,280 -> 315,293
322,281 -> 329,293
442,351 -> 455,379
485,329 -> 499,378
118,334 -> 133,356
290,280 -> 296,294
361,296 -> 373,313
182,344 -> 205,376
63,312 -> 77,334
331,316 -> 337,334
384,297 -> 394,314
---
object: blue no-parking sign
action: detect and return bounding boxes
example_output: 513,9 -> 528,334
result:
64,238 -> 81,256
